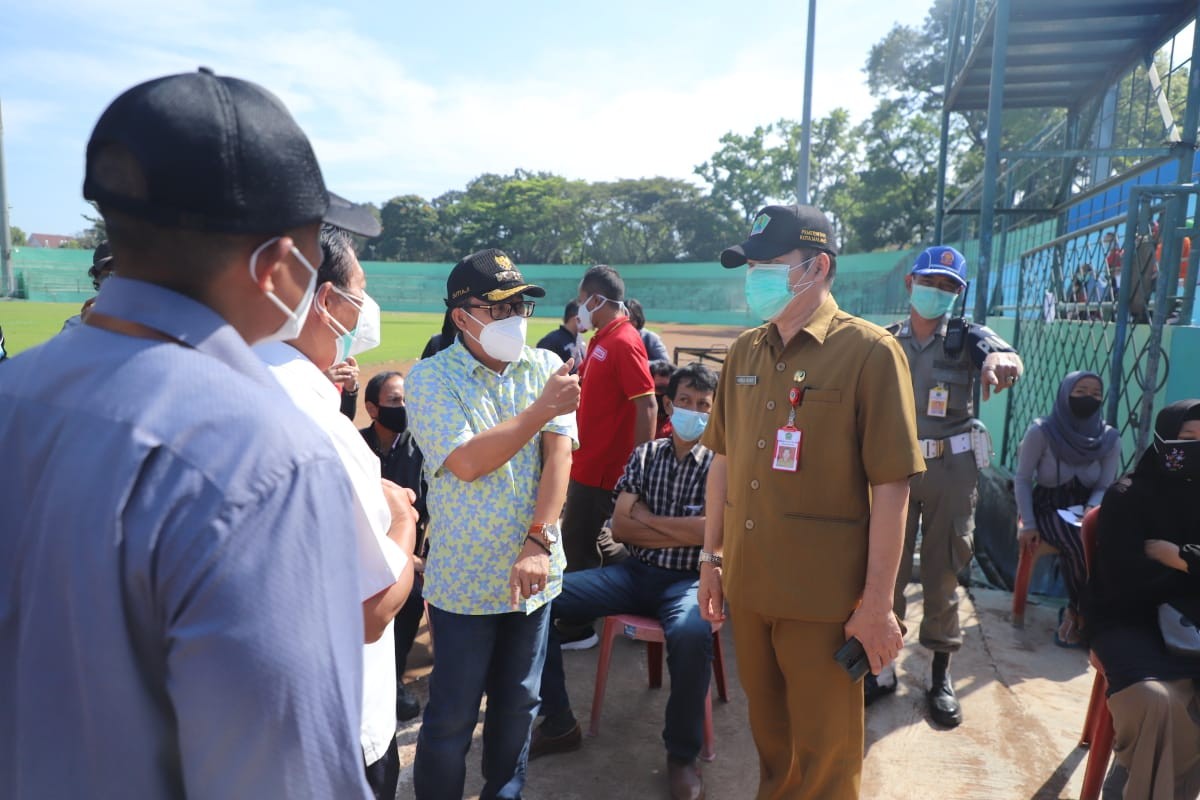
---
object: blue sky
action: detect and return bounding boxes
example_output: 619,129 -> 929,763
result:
1,0 -> 931,236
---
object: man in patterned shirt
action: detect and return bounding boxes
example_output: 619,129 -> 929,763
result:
406,248 -> 580,800
531,362 -> 719,800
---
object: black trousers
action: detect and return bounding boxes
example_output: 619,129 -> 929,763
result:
364,736 -> 400,800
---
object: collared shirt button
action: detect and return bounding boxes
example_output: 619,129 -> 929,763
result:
776,362 -> 786,372
750,479 -> 760,490
745,519 -> 755,530
766,400 -> 776,410
757,438 -> 766,449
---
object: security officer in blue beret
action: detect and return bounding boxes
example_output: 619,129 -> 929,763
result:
869,246 -> 1023,728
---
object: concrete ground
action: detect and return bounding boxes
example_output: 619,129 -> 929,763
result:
390,586 -> 1102,800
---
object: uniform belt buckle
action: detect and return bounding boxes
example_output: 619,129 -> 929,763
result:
921,439 -> 943,459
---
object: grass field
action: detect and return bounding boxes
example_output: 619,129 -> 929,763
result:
0,301 -> 563,364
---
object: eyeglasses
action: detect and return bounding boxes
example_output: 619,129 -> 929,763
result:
465,300 -> 536,321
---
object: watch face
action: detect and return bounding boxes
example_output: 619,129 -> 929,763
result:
544,526 -> 560,544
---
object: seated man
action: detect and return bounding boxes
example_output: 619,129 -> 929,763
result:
532,362 -> 718,800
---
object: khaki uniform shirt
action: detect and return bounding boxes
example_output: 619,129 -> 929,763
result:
702,295 -> 925,622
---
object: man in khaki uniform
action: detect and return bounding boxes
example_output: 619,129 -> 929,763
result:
869,246 -> 1022,728
698,205 -> 924,800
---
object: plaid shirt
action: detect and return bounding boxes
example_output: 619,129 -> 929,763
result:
614,437 -> 713,571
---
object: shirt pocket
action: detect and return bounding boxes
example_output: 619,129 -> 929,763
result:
931,367 -> 971,412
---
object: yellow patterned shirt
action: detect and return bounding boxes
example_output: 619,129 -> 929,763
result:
407,339 -> 577,615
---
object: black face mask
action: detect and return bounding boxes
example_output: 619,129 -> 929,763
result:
1154,434 -> 1200,479
376,404 -> 407,433
1068,395 -> 1102,419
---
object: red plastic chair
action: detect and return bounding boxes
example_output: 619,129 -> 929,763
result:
1011,535 -> 1059,627
1077,507 -> 1115,800
588,614 -> 728,762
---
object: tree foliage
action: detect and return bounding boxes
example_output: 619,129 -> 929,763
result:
8,226 -> 25,246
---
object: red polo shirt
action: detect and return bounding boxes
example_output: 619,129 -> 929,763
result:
572,316 -> 655,490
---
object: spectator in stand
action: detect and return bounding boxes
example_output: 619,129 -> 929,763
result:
61,241 -> 116,331
256,226 -> 416,800
361,369 -> 428,723
1013,371 -> 1120,647
1085,399 -> 1200,799
650,359 -> 677,439
421,308 -> 457,359
628,298 -> 671,363
532,363 -> 719,800
558,265 -> 657,648
536,300 -> 584,370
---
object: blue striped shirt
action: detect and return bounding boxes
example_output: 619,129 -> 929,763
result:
0,277 -> 370,799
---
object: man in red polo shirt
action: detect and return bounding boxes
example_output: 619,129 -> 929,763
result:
559,266 -> 657,647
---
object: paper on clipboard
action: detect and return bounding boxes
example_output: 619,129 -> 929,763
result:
1056,505 -> 1085,527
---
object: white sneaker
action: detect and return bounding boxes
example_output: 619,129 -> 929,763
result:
560,631 -> 599,651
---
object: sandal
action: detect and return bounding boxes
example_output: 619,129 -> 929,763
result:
1054,607 -> 1086,649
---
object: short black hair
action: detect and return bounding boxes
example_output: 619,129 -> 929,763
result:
563,300 -> 579,323
627,298 -> 646,330
667,362 -> 718,401
365,370 -> 403,406
318,225 -> 357,289
580,264 -> 625,302
649,359 -> 676,381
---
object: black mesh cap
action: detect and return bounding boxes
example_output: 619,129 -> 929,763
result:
720,204 -> 837,268
83,68 -> 380,238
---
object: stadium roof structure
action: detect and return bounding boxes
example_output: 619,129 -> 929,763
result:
946,0 -> 1198,111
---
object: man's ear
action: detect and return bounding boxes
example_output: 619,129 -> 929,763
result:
661,396 -> 674,416
312,281 -> 335,320
365,400 -> 379,419
904,274 -> 914,293
249,237 -> 295,293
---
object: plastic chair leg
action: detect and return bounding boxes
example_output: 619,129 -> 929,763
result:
1080,704 -> 1115,800
700,687 -> 715,762
712,632 -> 728,702
588,617 -> 620,737
1012,542 -> 1035,626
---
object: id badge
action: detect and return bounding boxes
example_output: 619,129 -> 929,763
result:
927,384 -> 949,418
773,427 -> 801,472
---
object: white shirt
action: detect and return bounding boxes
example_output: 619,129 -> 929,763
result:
257,341 -> 409,765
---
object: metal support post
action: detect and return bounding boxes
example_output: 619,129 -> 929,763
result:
796,0 -> 816,205
0,100 -> 13,297
973,0 -> 1010,329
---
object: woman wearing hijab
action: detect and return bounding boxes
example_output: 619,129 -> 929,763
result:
1014,371 -> 1121,646
1085,400 -> 1200,799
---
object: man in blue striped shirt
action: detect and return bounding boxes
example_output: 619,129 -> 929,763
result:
533,362 -> 719,800
0,69 -> 383,799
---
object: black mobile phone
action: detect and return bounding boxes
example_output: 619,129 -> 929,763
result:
833,637 -> 870,682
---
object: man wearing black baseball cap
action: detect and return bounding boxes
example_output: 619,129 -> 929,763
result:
0,69 -> 382,798
60,240 -> 117,331
698,204 -> 924,799
405,248 -> 580,800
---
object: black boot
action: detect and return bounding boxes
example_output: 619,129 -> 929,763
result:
928,652 -> 962,728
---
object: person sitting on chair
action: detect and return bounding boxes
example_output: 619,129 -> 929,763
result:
532,362 -> 719,800
1085,399 -> 1200,799
1013,370 -> 1120,647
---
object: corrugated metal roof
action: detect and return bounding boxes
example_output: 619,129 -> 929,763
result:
946,0 -> 1196,111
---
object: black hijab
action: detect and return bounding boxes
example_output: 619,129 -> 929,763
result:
1131,398 -> 1200,478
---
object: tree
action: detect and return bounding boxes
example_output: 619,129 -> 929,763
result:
375,195 -> 450,261
8,226 -> 25,246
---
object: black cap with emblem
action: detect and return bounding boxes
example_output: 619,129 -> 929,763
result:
720,204 -> 837,268
445,248 -> 547,307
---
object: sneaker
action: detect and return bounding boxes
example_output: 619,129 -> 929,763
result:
396,682 -> 421,722
559,629 -> 599,651
529,722 -> 582,760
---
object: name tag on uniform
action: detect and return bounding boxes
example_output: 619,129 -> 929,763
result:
773,426 -> 801,472
736,375 -> 758,386
927,384 -> 949,418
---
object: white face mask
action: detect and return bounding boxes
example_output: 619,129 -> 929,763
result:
250,237 -> 318,344
463,313 -> 527,363
576,294 -> 627,333
322,286 -> 382,364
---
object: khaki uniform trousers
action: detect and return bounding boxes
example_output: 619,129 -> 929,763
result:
893,449 -> 977,653
729,604 -> 863,800
1108,678 -> 1200,800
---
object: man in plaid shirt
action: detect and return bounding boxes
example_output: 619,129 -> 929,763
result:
532,362 -> 718,800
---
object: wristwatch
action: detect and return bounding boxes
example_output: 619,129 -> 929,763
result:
698,550 -> 723,567
527,522 -> 561,553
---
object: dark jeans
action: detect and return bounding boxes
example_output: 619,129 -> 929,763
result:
540,558 -> 712,762
561,480 -> 626,572
364,737 -> 400,800
413,604 -> 550,800
394,573 -> 425,676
